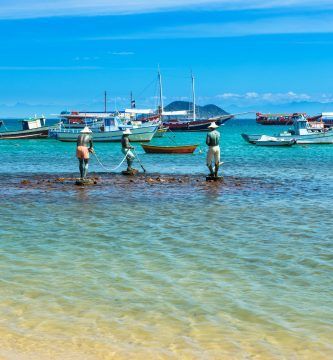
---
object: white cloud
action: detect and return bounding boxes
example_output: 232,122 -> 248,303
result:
216,93 -> 242,99
245,92 -> 259,99
0,66 -> 102,70
216,91 -> 312,105
84,12 -> 333,40
111,52 -> 135,56
0,0 -> 333,19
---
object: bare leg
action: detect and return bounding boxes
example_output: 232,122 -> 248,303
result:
83,159 -> 89,178
207,164 -> 214,176
79,159 -> 84,179
214,163 -> 219,178
127,156 -> 133,171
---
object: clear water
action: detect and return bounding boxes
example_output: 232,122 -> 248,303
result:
0,120 -> 332,359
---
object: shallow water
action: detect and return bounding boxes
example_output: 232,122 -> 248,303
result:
0,120 -> 332,359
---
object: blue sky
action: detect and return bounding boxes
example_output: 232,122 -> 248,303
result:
1,0 -> 333,116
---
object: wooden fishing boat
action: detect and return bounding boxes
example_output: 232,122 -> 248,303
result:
0,116 -> 50,140
141,143 -> 198,154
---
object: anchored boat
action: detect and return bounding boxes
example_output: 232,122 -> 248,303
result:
254,135 -> 296,146
0,116 -> 50,140
56,111 -> 109,129
161,72 -> 234,131
141,143 -> 198,154
52,115 -> 158,142
308,112 -> 333,127
242,114 -> 333,145
153,126 -> 169,138
256,112 -> 302,125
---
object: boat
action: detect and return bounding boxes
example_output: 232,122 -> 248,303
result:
256,112 -> 304,125
256,112 -> 326,127
141,143 -> 198,154
254,135 -> 296,146
308,112 -> 333,127
156,70 -> 234,131
0,116 -> 51,140
241,133 -> 261,144
242,114 -> 333,144
153,126 -> 169,138
163,116 -> 233,131
55,111 -> 110,129
54,93 -> 119,130
52,115 -> 158,142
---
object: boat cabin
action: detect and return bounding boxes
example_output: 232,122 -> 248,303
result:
22,117 -> 46,130
103,116 -> 122,131
292,114 -> 318,135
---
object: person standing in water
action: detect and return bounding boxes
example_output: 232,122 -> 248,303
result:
121,129 -> 135,172
76,126 -> 94,179
206,122 -> 221,178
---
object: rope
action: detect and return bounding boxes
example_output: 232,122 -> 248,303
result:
132,148 -> 146,173
0,121 -> 9,132
92,150 -> 129,172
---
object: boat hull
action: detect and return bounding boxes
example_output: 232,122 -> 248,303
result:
242,132 -> 333,144
141,144 -> 198,154
255,140 -> 295,146
241,133 -> 261,144
54,125 -> 158,143
256,113 -> 299,126
0,127 -> 50,140
257,120 -> 294,125
163,116 -> 233,131
153,127 -> 169,138
295,134 -> 333,144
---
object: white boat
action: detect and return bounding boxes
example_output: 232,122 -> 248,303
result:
254,135 -> 296,146
52,115 -> 158,142
242,114 -> 333,145
241,133 -> 261,143
59,111 -> 109,128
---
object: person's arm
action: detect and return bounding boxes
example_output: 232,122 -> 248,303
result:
206,133 -> 211,146
89,136 -> 94,152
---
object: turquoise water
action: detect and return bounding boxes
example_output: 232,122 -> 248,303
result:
0,120 -> 332,359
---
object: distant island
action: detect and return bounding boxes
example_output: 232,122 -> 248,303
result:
164,101 -> 229,118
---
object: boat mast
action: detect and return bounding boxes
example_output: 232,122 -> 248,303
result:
191,72 -> 196,122
158,67 -> 164,114
104,91 -> 107,113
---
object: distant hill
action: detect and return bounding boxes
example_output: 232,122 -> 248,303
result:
164,101 -> 229,117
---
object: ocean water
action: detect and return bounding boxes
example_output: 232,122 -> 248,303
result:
0,119 -> 332,359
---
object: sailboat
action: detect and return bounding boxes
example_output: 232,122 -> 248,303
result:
161,72 -> 234,131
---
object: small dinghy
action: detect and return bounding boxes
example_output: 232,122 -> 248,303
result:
141,143 -> 198,154
254,135 -> 296,146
